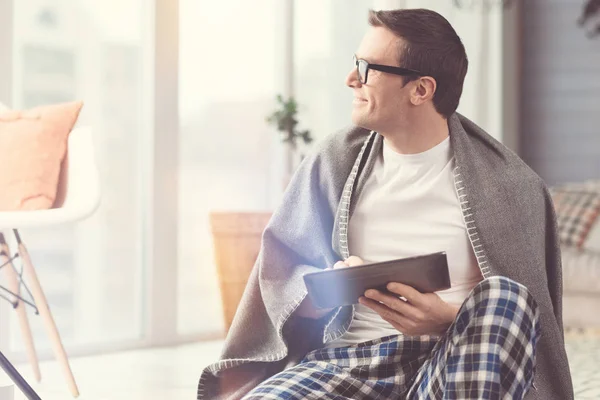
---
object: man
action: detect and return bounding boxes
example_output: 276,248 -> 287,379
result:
198,8 -> 573,400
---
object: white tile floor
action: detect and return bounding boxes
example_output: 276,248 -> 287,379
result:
2,332 -> 599,399
3,340 -> 223,400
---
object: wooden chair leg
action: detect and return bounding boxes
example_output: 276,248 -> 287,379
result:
0,232 -> 41,382
14,230 -> 80,397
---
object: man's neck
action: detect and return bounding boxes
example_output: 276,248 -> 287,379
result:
379,114 -> 449,155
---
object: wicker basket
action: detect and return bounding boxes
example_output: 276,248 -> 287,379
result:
210,212 -> 272,333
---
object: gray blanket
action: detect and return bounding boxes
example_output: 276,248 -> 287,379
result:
197,113 -> 573,400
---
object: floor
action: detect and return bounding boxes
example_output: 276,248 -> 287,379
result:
3,340 -> 223,400
565,329 -> 600,399
1,332 -> 599,399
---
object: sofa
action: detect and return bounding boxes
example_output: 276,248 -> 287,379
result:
550,180 -> 600,330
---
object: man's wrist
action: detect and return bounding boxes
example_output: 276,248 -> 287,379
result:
446,304 -> 460,324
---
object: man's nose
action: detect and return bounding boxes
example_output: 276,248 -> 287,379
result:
345,68 -> 361,88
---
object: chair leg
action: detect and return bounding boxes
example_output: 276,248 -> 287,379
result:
0,350 -> 42,400
0,232 -> 41,382
13,230 -> 80,397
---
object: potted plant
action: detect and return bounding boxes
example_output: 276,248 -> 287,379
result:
579,0 -> 600,38
266,94 -> 314,189
210,95 -> 313,334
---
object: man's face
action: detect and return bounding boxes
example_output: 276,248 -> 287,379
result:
346,27 -> 413,132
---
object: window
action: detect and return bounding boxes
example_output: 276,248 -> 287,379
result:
6,0 -> 148,352
177,0 -> 280,335
294,0 -> 372,145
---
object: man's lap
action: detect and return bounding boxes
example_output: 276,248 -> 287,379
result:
243,276 -> 540,400
242,334 -> 438,400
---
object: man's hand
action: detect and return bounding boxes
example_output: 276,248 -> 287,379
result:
335,256 -> 365,269
296,256 -> 365,319
359,282 -> 460,336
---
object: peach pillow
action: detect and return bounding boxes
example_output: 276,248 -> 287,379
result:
0,101 -> 83,211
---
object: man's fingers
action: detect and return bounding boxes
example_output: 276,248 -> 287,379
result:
363,289 -> 422,321
331,256 -> 364,269
345,256 -> 364,267
359,297 -> 396,321
358,297 -> 412,329
386,282 -> 424,305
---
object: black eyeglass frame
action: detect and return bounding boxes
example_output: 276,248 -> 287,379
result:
353,55 -> 423,84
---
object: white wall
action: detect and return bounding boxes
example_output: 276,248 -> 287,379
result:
521,0 -> 600,185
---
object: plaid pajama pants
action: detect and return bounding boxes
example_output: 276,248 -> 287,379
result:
243,276 -> 540,400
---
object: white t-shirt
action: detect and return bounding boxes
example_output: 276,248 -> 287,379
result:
325,135 -> 483,348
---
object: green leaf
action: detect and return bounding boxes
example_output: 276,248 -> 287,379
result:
266,94 -> 312,145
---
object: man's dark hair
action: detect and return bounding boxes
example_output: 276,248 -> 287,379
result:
368,8 -> 468,118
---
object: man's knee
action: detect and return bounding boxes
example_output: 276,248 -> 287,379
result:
455,276 -> 540,338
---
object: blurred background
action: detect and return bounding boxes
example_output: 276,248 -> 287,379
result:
0,0 -> 599,398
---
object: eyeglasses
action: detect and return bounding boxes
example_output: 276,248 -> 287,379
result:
353,55 -> 423,84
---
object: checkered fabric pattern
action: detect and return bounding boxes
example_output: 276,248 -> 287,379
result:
407,277 -> 540,399
550,181 -> 600,249
242,277 -> 540,400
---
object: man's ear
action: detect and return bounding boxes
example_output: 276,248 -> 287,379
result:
410,76 -> 437,106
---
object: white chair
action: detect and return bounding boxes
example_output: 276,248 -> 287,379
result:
0,126 -> 101,398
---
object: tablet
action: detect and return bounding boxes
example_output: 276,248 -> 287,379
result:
303,251 -> 450,309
